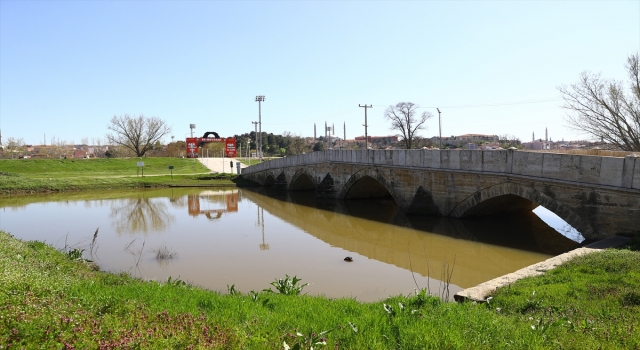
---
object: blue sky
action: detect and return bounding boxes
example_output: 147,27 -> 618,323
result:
1,1 -> 638,146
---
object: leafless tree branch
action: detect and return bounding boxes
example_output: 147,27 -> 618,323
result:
559,53 -> 640,151
106,114 -> 172,157
384,102 -> 433,149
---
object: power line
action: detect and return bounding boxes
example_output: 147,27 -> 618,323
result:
373,98 -> 562,109
262,98 -> 561,126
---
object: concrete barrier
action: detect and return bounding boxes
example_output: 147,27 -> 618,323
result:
512,152 -> 541,177
599,157 -> 624,187
483,150 -> 507,173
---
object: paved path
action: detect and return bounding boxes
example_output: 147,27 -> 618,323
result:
198,157 -> 248,174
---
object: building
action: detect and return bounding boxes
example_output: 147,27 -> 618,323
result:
523,140 -> 551,150
431,134 -> 499,148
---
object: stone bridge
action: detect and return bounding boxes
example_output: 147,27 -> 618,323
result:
241,149 -> 640,240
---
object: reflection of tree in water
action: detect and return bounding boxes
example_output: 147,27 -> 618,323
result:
110,197 -> 175,235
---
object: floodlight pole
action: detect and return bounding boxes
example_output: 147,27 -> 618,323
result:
255,95 -> 265,161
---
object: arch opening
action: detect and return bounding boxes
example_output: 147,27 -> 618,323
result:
290,173 -> 316,191
263,175 -> 275,187
533,206 -> 585,243
344,175 -> 395,201
461,194 -> 537,217
458,192 -> 587,243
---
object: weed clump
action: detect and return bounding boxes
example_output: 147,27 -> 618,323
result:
155,242 -> 178,261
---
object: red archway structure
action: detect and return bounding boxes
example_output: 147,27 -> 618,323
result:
186,132 -> 236,158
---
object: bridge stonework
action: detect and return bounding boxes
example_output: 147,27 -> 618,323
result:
241,150 -> 640,240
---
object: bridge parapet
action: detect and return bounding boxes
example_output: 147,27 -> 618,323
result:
244,149 -> 640,190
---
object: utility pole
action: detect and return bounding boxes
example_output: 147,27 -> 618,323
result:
437,108 -> 442,149
252,121 -> 259,159
359,104 -> 372,154
255,95 -> 265,161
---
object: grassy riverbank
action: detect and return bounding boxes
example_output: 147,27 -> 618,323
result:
0,158 -> 252,195
1,231 -> 639,349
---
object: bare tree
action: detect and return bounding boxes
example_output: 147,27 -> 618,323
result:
166,140 -> 186,158
6,137 -> 25,158
54,139 -> 72,158
559,54 -> 640,151
498,134 -> 522,149
384,102 -> 433,149
106,114 -> 172,157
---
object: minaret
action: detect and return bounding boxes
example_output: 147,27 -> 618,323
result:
545,128 -> 548,142
343,122 -> 346,141
532,132 -> 535,142
314,123 -> 316,140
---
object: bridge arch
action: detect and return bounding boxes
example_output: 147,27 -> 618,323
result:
339,168 -> 402,205
263,173 -> 276,187
449,182 -> 594,238
289,169 -> 316,191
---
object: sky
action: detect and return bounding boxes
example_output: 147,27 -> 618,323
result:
1,1 -> 639,146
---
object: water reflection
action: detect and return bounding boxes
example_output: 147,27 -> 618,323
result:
0,187 -> 580,302
242,188 -> 579,288
257,208 -> 269,251
254,188 -> 578,255
109,196 -> 175,235
187,191 -> 239,220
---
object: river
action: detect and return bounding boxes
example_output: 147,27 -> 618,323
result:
0,187 -> 581,301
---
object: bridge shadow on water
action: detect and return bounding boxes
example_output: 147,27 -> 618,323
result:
245,187 -> 580,256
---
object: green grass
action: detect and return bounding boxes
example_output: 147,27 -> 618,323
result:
0,157 -> 208,178
2,230 -> 639,349
0,158 -> 256,195
236,158 -> 262,166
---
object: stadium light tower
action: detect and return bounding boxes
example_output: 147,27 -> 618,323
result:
255,95 -> 265,160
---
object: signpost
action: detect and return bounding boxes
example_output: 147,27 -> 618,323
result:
169,165 -> 174,179
137,162 -> 144,177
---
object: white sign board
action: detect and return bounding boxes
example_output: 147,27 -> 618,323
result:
137,162 -> 144,167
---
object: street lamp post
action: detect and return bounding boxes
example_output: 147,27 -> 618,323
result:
255,95 -> 265,161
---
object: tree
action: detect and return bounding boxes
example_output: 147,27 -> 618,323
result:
498,134 -> 522,149
313,141 -> 326,152
282,132 -> 311,155
166,141 -> 186,158
559,54 -> 640,151
384,102 -> 433,149
5,137 -> 25,159
106,114 -> 171,157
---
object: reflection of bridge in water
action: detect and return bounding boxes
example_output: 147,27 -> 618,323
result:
188,190 -> 239,220
241,188 -> 578,289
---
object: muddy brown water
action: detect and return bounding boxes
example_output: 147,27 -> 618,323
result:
0,187 -> 580,301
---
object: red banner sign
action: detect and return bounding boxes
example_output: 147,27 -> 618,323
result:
185,137 -> 237,158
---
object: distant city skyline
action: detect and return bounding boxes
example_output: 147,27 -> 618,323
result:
1,1 -> 638,146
